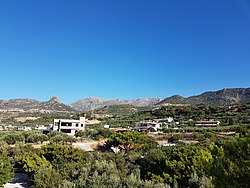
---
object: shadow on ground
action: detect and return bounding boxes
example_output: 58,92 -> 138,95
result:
4,173 -> 31,188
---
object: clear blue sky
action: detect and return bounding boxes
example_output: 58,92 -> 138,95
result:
0,0 -> 249,104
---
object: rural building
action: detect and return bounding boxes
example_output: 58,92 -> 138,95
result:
195,120 -> 220,127
34,125 -> 47,130
110,127 -> 129,132
52,117 -> 85,136
135,120 -> 162,131
17,126 -> 32,131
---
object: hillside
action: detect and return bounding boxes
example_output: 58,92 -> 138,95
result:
71,97 -> 162,111
0,96 -> 77,113
159,88 -> 250,106
92,104 -> 152,116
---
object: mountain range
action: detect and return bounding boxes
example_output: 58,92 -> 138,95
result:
71,97 -> 162,111
158,88 -> 250,106
0,96 -> 77,113
0,88 -> 249,113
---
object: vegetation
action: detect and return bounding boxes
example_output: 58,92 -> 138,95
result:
75,128 -> 115,140
26,134 -> 48,144
0,146 -> 14,186
0,103 -> 249,187
105,131 -> 157,155
0,129 -> 248,187
158,88 -> 250,106
84,103 -> 250,128
4,133 -> 25,144
0,127 -> 247,187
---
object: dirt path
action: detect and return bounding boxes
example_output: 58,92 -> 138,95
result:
72,141 -> 99,151
4,173 -> 31,188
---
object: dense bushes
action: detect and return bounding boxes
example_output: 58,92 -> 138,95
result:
4,133 -> 25,144
0,150 -> 14,186
105,131 -> 158,155
46,131 -> 76,144
0,126 -> 249,187
0,130 -> 78,146
2,131 -> 50,145
26,134 -> 48,143
136,146 -> 213,187
75,128 -> 115,140
11,137 -> 249,188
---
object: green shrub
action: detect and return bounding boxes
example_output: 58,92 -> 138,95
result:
4,134 -> 25,145
34,166 -> 63,188
75,130 -> 85,137
0,152 -> 14,186
50,135 -> 64,144
48,131 -> 63,138
26,134 -> 48,144
22,130 -> 42,141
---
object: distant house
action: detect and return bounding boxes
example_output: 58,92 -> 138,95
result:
34,125 -> 47,131
17,126 -> 32,131
135,121 -> 162,131
195,120 -> 220,127
110,127 -> 129,132
166,117 -> 174,123
103,124 -> 110,129
52,117 -> 85,136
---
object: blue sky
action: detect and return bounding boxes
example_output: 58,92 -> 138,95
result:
0,0 -> 249,104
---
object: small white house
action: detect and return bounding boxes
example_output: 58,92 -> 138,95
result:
104,124 -> 110,129
135,121 -> 162,131
34,125 -> 47,130
17,126 -> 32,131
166,117 -> 174,123
52,117 -> 85,136
195,120 -> 220,127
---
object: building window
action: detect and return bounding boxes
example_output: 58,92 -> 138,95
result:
76,124 -> 78,127
61,123 -> 72,127
81,124 -> 83,127
61,129 -> 71,133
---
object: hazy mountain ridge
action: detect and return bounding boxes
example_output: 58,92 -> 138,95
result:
159,88 -> 250,106
71,97 -> 162,111
1,88 -> 249,113
0,96 -> 77,113
0,99 -> 40,111
0,96 -> 162,113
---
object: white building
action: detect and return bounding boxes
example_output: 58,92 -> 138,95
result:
52,117 -> 85,136
34,125 -> 47,130
135,121 -> 162,131
195,120 -> 220,127
17,126 -> 32,131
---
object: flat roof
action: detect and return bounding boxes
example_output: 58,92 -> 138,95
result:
54,119 -> 82,123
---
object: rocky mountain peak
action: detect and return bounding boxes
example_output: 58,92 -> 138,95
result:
48,96 -> 61,104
